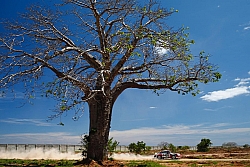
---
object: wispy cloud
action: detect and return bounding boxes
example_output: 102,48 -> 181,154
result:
149,106 -> 157,109
0,132 -> 80,144
1,123 -> 250,146
110,123 -> 250,146
201,74 -> 250,102
0,118 -> 53,127
204,105 -> 232,111
239,21 -> 250,31
234,77 -> 250,86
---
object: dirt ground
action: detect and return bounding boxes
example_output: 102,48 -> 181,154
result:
75,159 -> 250,167
75,147 -> 250,167
159,160 -> 250,167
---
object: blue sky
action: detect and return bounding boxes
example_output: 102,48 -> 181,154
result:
0,0 -> 250,147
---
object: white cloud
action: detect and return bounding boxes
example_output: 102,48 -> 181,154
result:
109,123 -> 250,146
201,75 -> 250,102
244,26 -> 250,30
154,46 -> 169,55
200,86 -> 250,102
0,118 -> 53,127
149,106 -> 157,109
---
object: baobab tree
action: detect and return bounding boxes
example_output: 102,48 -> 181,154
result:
0,0 -> 221,161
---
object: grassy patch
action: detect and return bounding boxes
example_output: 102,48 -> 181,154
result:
127,160 -> 165,167
0,159 -> 76,167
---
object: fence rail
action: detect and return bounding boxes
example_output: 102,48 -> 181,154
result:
0,144 -> 82,153
0,144 -> 198,153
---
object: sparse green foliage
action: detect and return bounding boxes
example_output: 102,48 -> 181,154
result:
168,143 -> 176,153
128,161 -> 165,167
0,159 -> 75,167
80,134 -> 89,157
197,138 -> 212,152
107,137 -> 119,156
178,145 -> 190,150
128,141 -> 148,154
145,146 -> 152,152
80,135 -> 119,157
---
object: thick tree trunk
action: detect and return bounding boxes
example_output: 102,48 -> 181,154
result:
87,92 -> 113,161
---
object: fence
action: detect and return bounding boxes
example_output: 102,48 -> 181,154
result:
0,144 -> 198,153
0,144 -> 82,153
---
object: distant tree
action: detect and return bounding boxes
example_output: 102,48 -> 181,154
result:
128,141 -> 147,154
128,143 -> 137,153
158,141 -> 169,149
243,144 -> 250,148
197,138 -> 212,152
168,143 -> 176,152
222,142 -> 238,147
0,0 -> 221,161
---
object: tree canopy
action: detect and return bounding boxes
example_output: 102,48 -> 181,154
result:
197,138 -> 212,152
0,0 -> 221,161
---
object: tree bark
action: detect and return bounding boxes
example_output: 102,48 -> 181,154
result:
87,92 -> 113,161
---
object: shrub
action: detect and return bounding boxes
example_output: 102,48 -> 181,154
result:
178,145 -> 190,150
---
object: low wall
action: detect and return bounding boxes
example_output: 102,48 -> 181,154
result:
0,144 -> 198,153
0,144 -> 82,153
